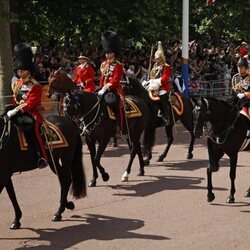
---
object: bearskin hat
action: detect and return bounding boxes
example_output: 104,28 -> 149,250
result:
101,31 -> 121,57
14,43 -> 34,72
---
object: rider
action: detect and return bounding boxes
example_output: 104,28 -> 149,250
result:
98,31 -> 125,133
73,54 -> 96,93
235,58 -> 250,116
143,41 -> 172,126
7,43 -> 48,169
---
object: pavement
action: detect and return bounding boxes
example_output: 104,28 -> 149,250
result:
0,124 -> 249,250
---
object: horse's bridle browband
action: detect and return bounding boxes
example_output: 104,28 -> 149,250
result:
202,98 -> 240,144
0,116 -> 11,150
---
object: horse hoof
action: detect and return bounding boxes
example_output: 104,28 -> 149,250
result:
89,180 -> 96,187
102,172 -> 110,182
10,221 -> 21,230
144,159 -> 150,166
244,190 -> 250,197
66,201 -> 75,210
226,196 -> 235,203
187,153 -> 193,159
137,171 -> 144,176
52,214 -> 62,222
121,176 -> 128,182
157,157 -> 164,162
207,193 -> 215,202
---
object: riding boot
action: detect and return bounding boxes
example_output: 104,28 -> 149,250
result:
160,94 -> 173,126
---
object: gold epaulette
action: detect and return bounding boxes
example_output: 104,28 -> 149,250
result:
115,60 -> 122,65
31,78 -> 39,85
165,63 -> 170,67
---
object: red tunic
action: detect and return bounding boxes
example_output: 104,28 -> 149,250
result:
99,60 -> 124,97
73,63 -> 96,93
13,78 -> 43,124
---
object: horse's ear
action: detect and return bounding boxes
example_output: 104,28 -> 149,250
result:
190,96 -> 198,106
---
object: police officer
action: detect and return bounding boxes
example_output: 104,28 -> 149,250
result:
142,41 -> 172,126
7,43 -> 48,168
98,31 -> 125,133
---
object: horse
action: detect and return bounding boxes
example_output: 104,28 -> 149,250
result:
122,77 -> 196,165
192,97 -> 250,203
0,111 -> 87,229
47,70 -> 150,187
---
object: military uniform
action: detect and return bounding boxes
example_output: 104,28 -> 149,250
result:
73,62 -> 96,93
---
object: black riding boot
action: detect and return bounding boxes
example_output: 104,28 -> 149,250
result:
159,93 -> 173,126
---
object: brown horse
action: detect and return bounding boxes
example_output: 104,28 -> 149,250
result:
47,70 -> 151,186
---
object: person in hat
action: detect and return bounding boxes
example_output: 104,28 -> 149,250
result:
142,41 -> 172,126
234,58 -> 250,116
98,31 -> 125,133
232,57 -> 249,93
73,54 -> 96,92
6,43 -> 48,169
173,69 -> 185,94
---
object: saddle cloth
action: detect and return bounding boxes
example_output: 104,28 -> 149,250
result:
240,107 -> 250,120
149,91 -> 184,116
107,98 -> 142,120
18,120 -> 68,150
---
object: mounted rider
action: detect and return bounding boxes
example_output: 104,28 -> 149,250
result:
98,31 -> 125,133
73,54 -> 96,93
142,41 -> 172,126
6,43 -> 48,168
234,57 -> 250,117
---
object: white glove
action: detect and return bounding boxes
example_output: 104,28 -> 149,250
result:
142,80 -> 150,89
7,108 -> 18,118
98,88 -> 106,95
103,83 -> 112,90
147,78 -> 162,91
237,93 -> 245,99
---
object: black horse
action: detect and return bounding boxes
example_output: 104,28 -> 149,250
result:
193,97 -> 250,203
47,70 -> 150,187
122,77 -> 196,165
0,112 -> 87,229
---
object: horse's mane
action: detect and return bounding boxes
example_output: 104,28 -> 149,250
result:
206,96 -> 237,113
125,77 -> 148,99
49,69 -> 76,91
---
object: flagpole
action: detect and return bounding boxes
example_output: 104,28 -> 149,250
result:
182,0 -> 189,98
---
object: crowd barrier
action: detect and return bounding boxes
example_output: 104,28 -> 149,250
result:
188,79 -> 232,97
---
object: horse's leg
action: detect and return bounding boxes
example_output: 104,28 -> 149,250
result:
4,177 -> 22,229
207,139 -> 224,202
94,139 -> 110,183
85,137 -> 98,187
226,153 -> 238,203
121,142 -> 137,182
186,132 -> 195,160
245,186 -> 250,197
157,125 -> 173,162
136,141 -> 145,177
52,159 -> 74,221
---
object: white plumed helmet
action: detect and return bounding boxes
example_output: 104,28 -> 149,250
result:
154,41 -> 165,62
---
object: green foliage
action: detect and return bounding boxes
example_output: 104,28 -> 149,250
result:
6,0 -> 250,45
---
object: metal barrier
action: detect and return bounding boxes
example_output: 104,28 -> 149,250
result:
189,79 -> 232,97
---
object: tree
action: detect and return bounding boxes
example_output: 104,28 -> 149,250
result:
0,0 -> 13,113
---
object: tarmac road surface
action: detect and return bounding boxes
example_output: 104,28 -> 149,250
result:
0,124 -> 249,250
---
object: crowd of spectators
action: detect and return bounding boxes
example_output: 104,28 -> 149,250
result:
31,38 -> 249,94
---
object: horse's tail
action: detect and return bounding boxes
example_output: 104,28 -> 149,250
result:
70,134 -> 87,199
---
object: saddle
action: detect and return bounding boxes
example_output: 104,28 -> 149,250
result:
149,91 -> 184,116
107,98 -> 142,120
18,120 -> 68,150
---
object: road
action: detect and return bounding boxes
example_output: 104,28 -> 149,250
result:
0,124 -> 249,250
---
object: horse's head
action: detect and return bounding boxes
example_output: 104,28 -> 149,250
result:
63,91 -> 82,120
47,69 -> 76,98
192,97 -> 210,138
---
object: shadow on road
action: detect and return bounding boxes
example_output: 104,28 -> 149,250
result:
3,214 -> 169,249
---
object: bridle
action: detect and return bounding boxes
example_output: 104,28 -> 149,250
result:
63,93 -> 103,136
0,116 -> 11,150
194,98 -> 240,144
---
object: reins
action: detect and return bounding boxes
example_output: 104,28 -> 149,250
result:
0,116 -> 11,150
203,106 -> 240,145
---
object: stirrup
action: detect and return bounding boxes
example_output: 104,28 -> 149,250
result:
38,158 -> 48,169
